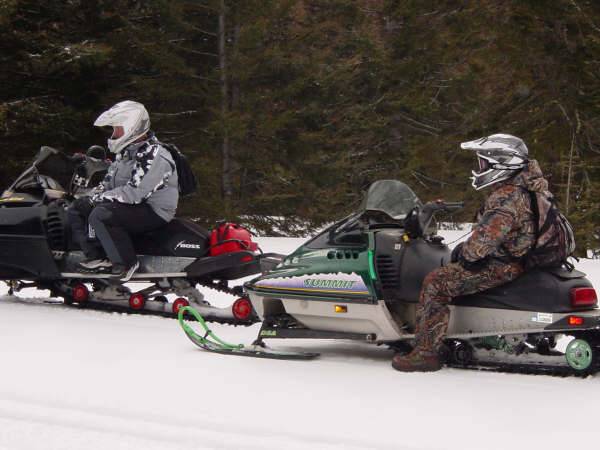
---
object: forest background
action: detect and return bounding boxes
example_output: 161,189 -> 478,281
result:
1,0 -> 599,253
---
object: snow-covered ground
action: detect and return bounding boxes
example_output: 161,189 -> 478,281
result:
1,235 -> 600,450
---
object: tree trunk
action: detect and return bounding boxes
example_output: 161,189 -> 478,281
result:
232,18 -> 241,204
566,131 -> 575,215
219,0 -> 233,205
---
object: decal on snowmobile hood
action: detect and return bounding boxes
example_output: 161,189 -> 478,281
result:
254,272 -> 369,295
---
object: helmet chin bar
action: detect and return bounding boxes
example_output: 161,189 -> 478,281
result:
471,168 -> 517,190
107,131 -> 146,154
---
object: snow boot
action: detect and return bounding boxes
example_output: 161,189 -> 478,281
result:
392,349 -> 442,372
111,261 -> 140,282
79,258 -> 112,271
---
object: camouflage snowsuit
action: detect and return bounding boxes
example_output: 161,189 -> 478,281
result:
414,160 -> 549,352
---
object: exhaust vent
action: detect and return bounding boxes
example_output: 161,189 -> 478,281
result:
376,254 -> 399,289
44,207 -> 66,250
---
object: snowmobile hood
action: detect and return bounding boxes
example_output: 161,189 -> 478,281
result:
503,159 -> 548,193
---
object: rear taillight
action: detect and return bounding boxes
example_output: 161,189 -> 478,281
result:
232,297 -> 253,321
568,316 -> 585,326
570,288 -> 598,308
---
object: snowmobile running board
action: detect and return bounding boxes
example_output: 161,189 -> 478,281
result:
178,306 -> 320,360
60,272 -> 187,279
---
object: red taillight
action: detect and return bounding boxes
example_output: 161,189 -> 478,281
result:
232,297 -> 253,320
172,297 -> 190,314
240,255 -> 254,263
129,293 -> 146,310
570,288 -> 598,308
72,283 -> 89,303
568,316 -> 585,326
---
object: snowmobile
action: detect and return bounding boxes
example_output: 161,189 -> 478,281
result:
0,146 -> 280,323
186,179 -> 600,375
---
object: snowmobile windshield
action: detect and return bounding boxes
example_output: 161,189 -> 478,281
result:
8,147 -> 78,193
360,180 -> 422,220
34,147 -> 79,192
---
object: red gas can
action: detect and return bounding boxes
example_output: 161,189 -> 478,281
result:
209,223 -> 258,256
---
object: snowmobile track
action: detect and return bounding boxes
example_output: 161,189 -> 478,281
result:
447,359 -> 600,378
45,299 -> 257,326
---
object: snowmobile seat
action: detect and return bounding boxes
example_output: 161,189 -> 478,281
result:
452,267 -> 594,313
132,218 -> 210,258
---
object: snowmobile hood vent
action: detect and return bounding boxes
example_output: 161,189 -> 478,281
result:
376,254 -> 400,290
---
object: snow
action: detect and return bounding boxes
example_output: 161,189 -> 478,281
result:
1,236 -> 600,450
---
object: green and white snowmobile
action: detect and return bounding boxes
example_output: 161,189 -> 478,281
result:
181,180 -> 600,375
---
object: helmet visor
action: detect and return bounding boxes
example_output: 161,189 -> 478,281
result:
475,155 -> 490,174
111,126 -> 125,139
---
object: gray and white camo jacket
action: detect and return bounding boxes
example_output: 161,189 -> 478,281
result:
91,135 -> 179,222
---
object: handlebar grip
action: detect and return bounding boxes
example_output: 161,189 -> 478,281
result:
444,201 -> 464,209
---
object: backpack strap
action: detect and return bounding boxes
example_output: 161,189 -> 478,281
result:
526,189 -> 540,242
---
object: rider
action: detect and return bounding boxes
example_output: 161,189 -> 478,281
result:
392,134 -> 548,372
67,100 -> 178,281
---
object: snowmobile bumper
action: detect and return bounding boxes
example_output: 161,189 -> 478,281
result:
185,251 -> 284,280
544,312 -> 600,332
0,235 -> 60,279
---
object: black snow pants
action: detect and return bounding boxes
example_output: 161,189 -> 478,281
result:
88,202 -> 167,267
67,205 -> 104,260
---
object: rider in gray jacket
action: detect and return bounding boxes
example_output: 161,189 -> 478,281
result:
68,100 -> 179,281
92,134 -> 178,223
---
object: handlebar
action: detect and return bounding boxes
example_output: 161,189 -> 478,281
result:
422,200 -> 464,213
408,200 -> 464,238
442,201 -> 465,210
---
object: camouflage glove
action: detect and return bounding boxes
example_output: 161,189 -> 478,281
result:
458,254 -> 487,271
452,242 -> 486,270
450,242 -> 464,263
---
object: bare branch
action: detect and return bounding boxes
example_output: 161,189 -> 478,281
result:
170,43 -> 219,57
191,74 -> 219,83
191,25 -> 217,37
1,95 -> 56,107
154,110 -> 199,117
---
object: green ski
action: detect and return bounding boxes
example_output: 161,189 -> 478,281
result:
178,306 -> 319,360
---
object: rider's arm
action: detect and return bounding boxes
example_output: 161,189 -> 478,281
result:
461,190 -> 518,262
94,145 -> 175,204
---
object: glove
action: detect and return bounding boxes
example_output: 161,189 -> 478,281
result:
451,242 -> 486,271
72,196 -> 95,217
70,152 -> 86,163
450,242 -> 464,263
459,257 -> 486,271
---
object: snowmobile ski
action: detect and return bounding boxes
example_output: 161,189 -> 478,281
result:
178,306 -> 319,360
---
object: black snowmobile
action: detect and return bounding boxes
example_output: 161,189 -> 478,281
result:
181,180 -> 600,375
0,146 -> 280,323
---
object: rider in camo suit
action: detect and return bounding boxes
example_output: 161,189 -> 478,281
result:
393,134 -> 549,372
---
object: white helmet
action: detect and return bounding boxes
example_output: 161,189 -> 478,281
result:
460,133 -> 529,190
94,100 -> 150,154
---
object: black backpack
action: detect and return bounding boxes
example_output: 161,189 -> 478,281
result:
524,189 -> 576,269
161,142 -> 198,196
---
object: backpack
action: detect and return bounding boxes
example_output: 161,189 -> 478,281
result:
160,142 -> 198,196
524,189 -> 576,269
209,222 -> 259,256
